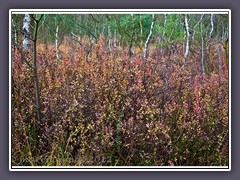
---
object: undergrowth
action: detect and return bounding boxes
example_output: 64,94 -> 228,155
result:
11,37 -> 229,166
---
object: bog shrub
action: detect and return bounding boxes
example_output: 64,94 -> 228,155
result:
11,40 -> 229,166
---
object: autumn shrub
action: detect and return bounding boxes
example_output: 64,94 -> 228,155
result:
11,39 -> 229,166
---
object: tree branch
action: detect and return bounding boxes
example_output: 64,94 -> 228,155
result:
15,43 -> 35,69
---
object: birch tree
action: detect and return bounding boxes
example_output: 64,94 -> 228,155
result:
217,21 -> 223,75
200,20 -> 205,75
12,19 -> 18,67
55,25 -> 60,59
143,14 -> 156,58
31,14 -> 43,123
192,14 -> 204,40
54,15 -> 60,59
22,14 -> 31,51
209,14 -> 214,38
108,25 -> 112,55
184,14 -> 190,59
113,20 -> 117,48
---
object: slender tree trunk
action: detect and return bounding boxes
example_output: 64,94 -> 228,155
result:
217,40 -> 222,75
143,14 -> 156,58
118,35 -> 121,49
184,14 -> 190,59
217,23 -> 222,76
108,25 -> 112,55
12,19 -> 18,68
14,27 -> 18,46
161,14 -> 167,54
223,39 -> 229,68
23,14 -> 31,51
71,32 -> 82,46
55,25 -> 60,59
139,15 -> 143,47
13,29 -> 17,67
201,22 -> 205,75
114,20 -> 117,48
128,14 -> 135,59
33,17 -> 41,123
209,14 -> 214,38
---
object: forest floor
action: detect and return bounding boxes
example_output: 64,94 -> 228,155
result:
11,39 -> 229,166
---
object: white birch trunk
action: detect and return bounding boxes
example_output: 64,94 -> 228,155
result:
209,14 -> 214,38
114,22 -> 117,48
144,14 -> 155,58
222,25 -> 224,40
14,29 -> 18,46
201,23 -> 205,75
12,19 -> 18,48
12,19 -> 18,68
22,14 -> 31,51
184,14 -> 190,58
55,26 -> 59,59
108,25 -> 112,55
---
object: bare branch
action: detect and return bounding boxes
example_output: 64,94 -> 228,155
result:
15,43 -> 35,69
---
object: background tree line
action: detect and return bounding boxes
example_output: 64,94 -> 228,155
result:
12,13 -> 229,63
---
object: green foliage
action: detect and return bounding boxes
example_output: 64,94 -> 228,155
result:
155,14 -> 185,45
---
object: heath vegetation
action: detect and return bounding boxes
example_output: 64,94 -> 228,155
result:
11,13 -> 229,166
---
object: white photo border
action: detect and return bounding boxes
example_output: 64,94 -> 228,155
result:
9,9 -> 231,171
